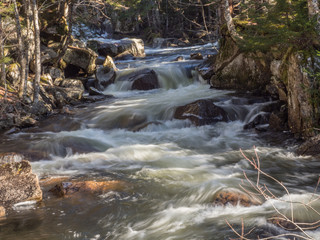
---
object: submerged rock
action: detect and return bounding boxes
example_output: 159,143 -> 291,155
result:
190,52 -> 203,60
174,99 -> 228,126
213,188 -> 262,207
49,180 -> 126,197
0,153 -> 42,208
296,134 -> 320,156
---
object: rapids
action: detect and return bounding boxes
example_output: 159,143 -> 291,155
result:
0,43 -> 319,240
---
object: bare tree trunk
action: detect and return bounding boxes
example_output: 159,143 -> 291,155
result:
223,0 -> 243,41
199,0 -> 211,41
32,0 -> 41,103
13,0 -> 27,99
0,14 -> 7,100
22,0 -> 32,99
55,0 -> 74,67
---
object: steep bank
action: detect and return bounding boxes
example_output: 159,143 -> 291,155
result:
200,29 -> 320,139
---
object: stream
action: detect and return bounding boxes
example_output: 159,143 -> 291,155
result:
0,43 -> 320,240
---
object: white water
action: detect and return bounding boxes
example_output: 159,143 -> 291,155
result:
0,43 -> 319,240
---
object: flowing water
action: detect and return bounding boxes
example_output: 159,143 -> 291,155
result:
0,43 -> 320,240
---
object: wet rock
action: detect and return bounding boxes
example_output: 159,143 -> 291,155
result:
19,115 -> 38,128
88,86 -> 105,96
174,56 -> 184,62
130,69 -> 159,91
95,66 -> 116,90
213,188 -> 262,207
174,99 -> 228,126
115,50 -> 134,60
130,121 -> 163,132
62,46 -> 97,76
49,180 -> 126,197
87,38 -> 145,58
296,134 -> 320,156
269,110 -> 288,131
0,206 -> 5,217
196,55 -> 216,80
244,113 -> 270,130
190,52 -> 203,60
0,154 -> 42,208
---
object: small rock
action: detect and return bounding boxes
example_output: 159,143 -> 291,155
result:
95,66 -> 116,90
213,188 -> 262,207
190,53 -> 203,60
0,206 -> 5,217
174,56 -> 184,62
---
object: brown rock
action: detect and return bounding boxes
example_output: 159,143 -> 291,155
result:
213,188 -> 262,207
0,154 -> 42,208
0,206 -> 5,217
49,180 -> 126,198
174,99 -> 228,126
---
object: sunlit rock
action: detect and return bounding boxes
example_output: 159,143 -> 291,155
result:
213,188 -> 262,207
48,180 -> 126,197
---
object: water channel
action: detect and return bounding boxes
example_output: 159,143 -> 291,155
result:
0,43 -> 319,240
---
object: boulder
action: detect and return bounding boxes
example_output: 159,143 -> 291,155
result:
60,78 -> 84,91
87,38 -> 145,58
115,50 -> 135,60
0,153 -> 42,208
95,66 -> 116,90
130,69 -> 159,90
62,46 -> 97,76
117,68 -> 159,91
45,67 -> 64,80
174,99 -> 229,126
296,134 -> 320,156
213,188 -> 262,207
49,180 -> 126,197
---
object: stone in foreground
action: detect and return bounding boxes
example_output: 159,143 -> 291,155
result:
0,153 -> 42,208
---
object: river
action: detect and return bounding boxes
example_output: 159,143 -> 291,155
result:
0,43 -> 320,240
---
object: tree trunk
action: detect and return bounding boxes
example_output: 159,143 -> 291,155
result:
55,0 -> 74,67
13,0 -> 27,99
0,14 -> 7,100
223,0 -> 243,42
31,0 -> 41,103
23,0 -> 32,99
